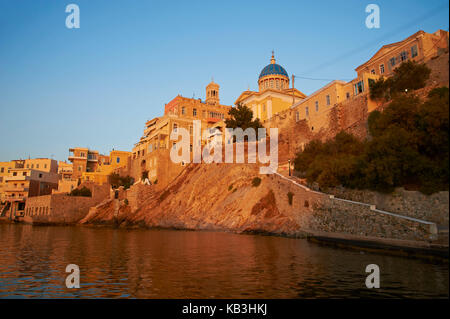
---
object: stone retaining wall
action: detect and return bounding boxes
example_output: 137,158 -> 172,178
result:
326,187 -> 449,226
309,198 -> 435,241
23,183 -> 110,224
271,174 -> 438,241
126,183 -> 154,212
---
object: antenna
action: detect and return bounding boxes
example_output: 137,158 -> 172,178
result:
292,75 -> 295,105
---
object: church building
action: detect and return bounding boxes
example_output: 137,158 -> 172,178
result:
235,52 -> 306,123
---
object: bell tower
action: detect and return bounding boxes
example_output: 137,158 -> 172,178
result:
206,79 -> 220,105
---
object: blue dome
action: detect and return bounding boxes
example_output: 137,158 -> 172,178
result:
259,63 -> 289,79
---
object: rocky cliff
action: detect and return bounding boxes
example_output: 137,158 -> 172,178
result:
80,161 -> 443,243
81,163 -> 318,237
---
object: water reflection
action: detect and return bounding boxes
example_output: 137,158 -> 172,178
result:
0,224 -> 447,298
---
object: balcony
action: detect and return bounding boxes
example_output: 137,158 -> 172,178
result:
5,195 -> 26,202
4,186 -> 29,192
68,155 -> 87,162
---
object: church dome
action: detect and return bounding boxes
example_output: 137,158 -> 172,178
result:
257,52 -> 290,92
259,63 -> 289,79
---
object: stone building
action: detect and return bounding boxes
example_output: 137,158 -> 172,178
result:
3,162 -> 59,219
130,81 -> 232,187
0,161 -> 23,202
80,150 -> 131,185
235,52 -> 306,122
355,29 -> 449,78
68,147 -> 102,180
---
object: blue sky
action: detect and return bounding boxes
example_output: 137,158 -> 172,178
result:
0,0 -> 448,162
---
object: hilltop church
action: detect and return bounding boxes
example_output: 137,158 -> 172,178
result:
235,52 -> 306,123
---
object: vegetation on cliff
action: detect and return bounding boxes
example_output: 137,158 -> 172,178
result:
369,60 -> 431,101
69,186 -> 92,197
109,173 -> 134,190
294,86 -> 449,194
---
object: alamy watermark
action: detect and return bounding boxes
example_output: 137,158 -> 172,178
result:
365,264 -> 380,288
365,4 -> 380,29
65,4 -> 80,29
169,121 -> 278,174
65,264 -> 80,288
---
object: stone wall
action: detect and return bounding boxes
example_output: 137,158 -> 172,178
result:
23,182 -> 110,225
126,183 -> 154,212
326,187 -> 449,226
269,174 -> 436,241
309,198 -> 434,241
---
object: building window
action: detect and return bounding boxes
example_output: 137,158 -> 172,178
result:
173,123 -> 178,132
295,111 -> 299,122
371,69 -> 375,74
354,81 -> 364,95
315,101 -> 319,112
389,57 -> 396,67
209,112 -> 224,119
380,64 -> 385,74
346,92 -> 350,99
172,142 -> 176,151
270,79 -> 273,88
193,108 -> 197,116
0,168 -> 3,173
31,164 -> 34,168
181,107 -> 185,115
13,172 -> 17,176
26,164 -> 29,168
39,173 -> 42,178
36,164 -> 39,169
411,45 -> 418,58
326,95 -> 330,106
116,157 -> 120,163
400,50 -> 408,62
22,172 -> 26,176
190,144 -> 193,152
276,79 -> 279,89
44,164 -> 47,168
189,125 -> 193,135
305,107 -> 309,116
78,166 -> 82,171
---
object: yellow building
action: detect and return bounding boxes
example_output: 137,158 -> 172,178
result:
235,52 -> 306,123
131,80 -> 232,187
0,160 -> 26,202
24,158 -> 58,173
355,29 -> 449,78
291,71 -> 380,132
80,150 -> 131,185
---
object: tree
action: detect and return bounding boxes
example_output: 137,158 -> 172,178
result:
391,60 -> 431,92
292,87 -> 449,194
225,103 -> 264,131
369,61 -> 431,101
69,186 -> 92,197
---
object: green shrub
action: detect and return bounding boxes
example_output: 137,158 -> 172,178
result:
109,173 -> 134,190
293,87 -> 449,194
228,184 -> 233,191
69,186 -> 91,197
251,177 -> 261,187
153,179 -> 158,184
369,61 -> 431,102
124,198 -> 129,205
